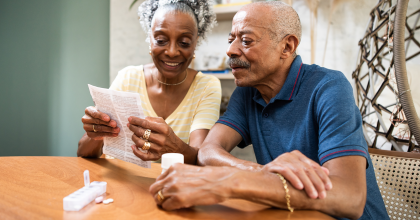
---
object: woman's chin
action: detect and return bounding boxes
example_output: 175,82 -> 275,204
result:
155,61 -> 190,80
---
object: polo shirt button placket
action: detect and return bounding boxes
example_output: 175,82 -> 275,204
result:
261,112 -> 271,136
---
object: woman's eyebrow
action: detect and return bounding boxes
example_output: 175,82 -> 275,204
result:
153,29 -> 194,36
153,29 -> 166,34
181,31 -> 195,35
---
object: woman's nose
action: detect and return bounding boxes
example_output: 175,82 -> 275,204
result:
165,42 -> 180,58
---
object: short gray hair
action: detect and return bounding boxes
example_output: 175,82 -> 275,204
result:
253,1 -> 302,44
138,0 -> 217,44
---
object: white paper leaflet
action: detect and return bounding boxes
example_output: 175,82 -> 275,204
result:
88,84 -> 151,168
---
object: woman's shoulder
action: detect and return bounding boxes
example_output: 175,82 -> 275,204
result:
117,65 -> 144,78
110,65 -> 145,91
194,71 -> 221,87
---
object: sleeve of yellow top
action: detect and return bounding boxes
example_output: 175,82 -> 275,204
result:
190,77 -> 222,133
109,66 -> 132,91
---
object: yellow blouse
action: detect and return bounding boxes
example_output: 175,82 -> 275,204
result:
109,65 -> 221,144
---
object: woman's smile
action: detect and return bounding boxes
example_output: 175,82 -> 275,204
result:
164,62 -> 180,66
162,60 -> 183,70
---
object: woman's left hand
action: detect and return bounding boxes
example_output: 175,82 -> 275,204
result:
127,116 -> 188,161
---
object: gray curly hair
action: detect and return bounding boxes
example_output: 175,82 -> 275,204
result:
138,0 -> 217,44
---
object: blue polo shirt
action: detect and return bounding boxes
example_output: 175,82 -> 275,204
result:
217,56 -> 388,220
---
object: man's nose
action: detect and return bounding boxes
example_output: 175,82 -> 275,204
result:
226,39 -> 241,58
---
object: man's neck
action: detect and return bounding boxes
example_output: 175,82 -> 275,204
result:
254,57 -> 294,104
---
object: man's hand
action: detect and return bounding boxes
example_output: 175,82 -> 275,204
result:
262,150 -> 332,199
149,164 -> 235,210
81,106 -> 119,140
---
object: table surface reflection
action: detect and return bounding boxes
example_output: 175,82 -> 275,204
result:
0,156 -> 334,219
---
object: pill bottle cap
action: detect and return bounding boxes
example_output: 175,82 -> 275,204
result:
161,153 -> 184,172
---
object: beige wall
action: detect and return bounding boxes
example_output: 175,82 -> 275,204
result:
110,0 -> 379,81
109,0 -> 420,156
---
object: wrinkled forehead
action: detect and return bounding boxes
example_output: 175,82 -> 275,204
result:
231,9 -> 272,35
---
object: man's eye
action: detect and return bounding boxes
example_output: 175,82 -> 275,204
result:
242,39 -> 252,45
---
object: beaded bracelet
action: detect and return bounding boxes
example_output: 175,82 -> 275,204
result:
277,173 -> 294,212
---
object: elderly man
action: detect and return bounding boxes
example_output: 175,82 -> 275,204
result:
149,2 -> 388,219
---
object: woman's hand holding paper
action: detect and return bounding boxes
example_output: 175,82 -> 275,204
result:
82,106 -> 120,140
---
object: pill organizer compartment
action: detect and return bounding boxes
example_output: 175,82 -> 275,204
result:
63,181 -> 107,211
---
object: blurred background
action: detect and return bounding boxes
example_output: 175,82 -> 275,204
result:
0,0 -> 110,156
0,0 -> 418,157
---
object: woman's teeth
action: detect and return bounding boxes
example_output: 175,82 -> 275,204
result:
165,62 -> 180,67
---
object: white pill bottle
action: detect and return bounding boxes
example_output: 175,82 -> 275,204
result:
161,153 -> 184,174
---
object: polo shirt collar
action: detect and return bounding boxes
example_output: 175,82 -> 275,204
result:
253,55 -> 304,106
274,55 -> 303,101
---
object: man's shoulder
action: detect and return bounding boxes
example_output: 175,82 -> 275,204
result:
302,64 -> 348,85
300,64 -> 352,95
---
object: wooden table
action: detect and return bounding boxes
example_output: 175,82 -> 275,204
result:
0,157 -> 334,219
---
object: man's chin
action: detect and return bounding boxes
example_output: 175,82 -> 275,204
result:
234,78 -> 251,87
232,69 -> 251,87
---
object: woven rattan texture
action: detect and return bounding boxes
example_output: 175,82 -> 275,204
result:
370,153 -> 420,219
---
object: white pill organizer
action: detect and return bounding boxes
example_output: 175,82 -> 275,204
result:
63,181 -> 107,211
63,170 -> 107,211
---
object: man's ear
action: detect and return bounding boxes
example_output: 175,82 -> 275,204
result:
280,35 -> 299,59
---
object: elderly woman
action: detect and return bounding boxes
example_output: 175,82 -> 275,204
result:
77,0 -> 220,164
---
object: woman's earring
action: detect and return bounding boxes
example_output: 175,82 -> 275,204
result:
193,54 -> 196,59
149,45 -> 152,55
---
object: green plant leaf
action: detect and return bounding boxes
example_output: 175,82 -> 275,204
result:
129,0 -> 139,9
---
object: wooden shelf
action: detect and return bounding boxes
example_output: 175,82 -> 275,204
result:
207,73 -> 235,79
213,2 -> 251,21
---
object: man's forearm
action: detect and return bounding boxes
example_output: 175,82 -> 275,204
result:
197,144 -> 262,171
229,171 -> 365,220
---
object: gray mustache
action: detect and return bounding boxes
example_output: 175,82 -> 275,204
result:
227,57 -> 251,69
